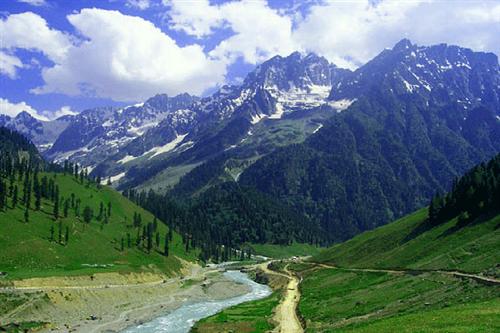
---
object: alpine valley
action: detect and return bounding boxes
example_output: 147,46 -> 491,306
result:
1,37 -> 499,333
6,39 -> 499,244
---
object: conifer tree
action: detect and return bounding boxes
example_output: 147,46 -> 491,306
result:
12,185 -> 18,208
64,199 -> 70,218
24,207 -> 29,223
0,180 -> 5,211
164,234 -> 169,257
58,221 -> 62,244
53,186 -> 60,219
83,206 -> 93,223
98,202 -> 104,220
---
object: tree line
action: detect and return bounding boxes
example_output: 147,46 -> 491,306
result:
429,153 -> 500,226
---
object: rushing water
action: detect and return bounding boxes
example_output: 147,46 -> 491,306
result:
122,270 -> 272,333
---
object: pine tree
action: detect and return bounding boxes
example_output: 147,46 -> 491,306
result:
98,202 -> 104,220
12,185 -> 18,208
107,202 -> 112,217
58,221 -> 62,244
53,186 -> 60,219
0,180 -> 5,211
155,232 -> 160,248
147,223 -> 153,253
24,207 -> 29,223
121,237 -> 124,252
64,199 -> 70,218
83,206 -> 93,223
33,173 -> 41,210
164,233 -> 169,257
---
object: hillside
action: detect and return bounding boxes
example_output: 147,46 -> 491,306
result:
124,40 -> 499,248
314,153 -> 500,275
287,154 -> 500,332
0,128 -> 196,280
293,205 -> 499,332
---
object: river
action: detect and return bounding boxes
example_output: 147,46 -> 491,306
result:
122,270 -> 272,333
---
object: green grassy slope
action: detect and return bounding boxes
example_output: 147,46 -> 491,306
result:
293,206 -> 500,332
192,291 -> 280,333
313,208 -> 500,274
293,266 -> 499,333
0,173 -> 197,280
249,242 -> 322,259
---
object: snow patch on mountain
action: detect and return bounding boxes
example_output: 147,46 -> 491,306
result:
328,99 -> 355,111
313,123 -> 323,133
147,133 -> 188,159
117,154 -> 137,164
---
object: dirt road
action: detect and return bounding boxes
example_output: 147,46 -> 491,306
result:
259,262 -> 303,333
317,263 -> 500,285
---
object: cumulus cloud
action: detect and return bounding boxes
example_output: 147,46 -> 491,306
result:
32,8 -> 226,101
0,51 -> 23,78
0,12 -> 72,63
0,98 -> 48,120
1,0 -> 499,108
166,0 -> 500,69
167,0 -> 297,64
293,0 -> 500,69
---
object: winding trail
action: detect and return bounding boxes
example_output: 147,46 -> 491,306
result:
258,262 -> 303,333
316,263 -> 500,285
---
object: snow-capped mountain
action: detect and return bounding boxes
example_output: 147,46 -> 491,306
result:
330,39 -> 500,113
0,111 -> 73,151
110,39 -> 499,193
17,39 -> 498,193
45,93 -> 199,169
91,51 -> 352,188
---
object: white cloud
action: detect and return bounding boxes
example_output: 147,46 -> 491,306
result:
17,0 -> 47,6
31,8 -> 226,101
41,106 -> 77,119
2,1 -> 499,105
0,51 -> 23,78
166,0 -> 225,38
167,0 -> 297,65
0,12 -> 72,65
167,0 -> 500,70
0,98 -> 48,120
0,98 -> 78,121
126,0 -> 151,10
293,0 -> 500,69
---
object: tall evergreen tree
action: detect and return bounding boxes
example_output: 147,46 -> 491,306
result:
12,185 -> 18,208
83,206 -> 93,224
53,185 -> 60,219
164,234 -> 169,257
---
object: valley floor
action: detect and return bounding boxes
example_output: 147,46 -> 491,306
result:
0,261 -> 250,333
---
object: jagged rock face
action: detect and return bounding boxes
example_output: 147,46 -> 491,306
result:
330,39 -> 500,114
0,112 -> 72,151
23,40 -> 499,195
45,94 -> 199,168
244,52 -> 334,91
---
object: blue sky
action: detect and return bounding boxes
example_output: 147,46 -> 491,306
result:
1,0 -> 499,120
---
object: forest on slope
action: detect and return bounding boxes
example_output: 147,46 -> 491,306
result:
0,127 -> 196,279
